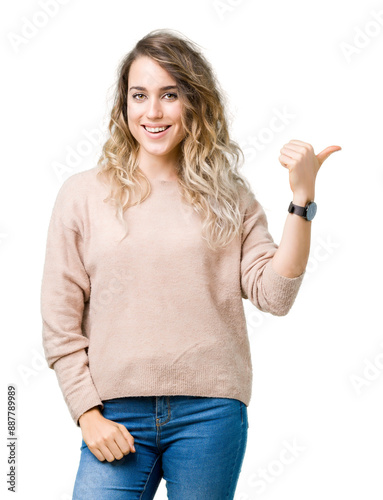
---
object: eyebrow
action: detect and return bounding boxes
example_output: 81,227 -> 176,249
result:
129,85 -> 178,92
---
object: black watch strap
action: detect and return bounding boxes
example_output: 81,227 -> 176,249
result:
288,201 -> 307,217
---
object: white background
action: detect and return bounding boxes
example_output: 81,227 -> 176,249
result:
1,0 -> 383,498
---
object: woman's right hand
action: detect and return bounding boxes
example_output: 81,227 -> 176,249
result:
78,406 -> 136,462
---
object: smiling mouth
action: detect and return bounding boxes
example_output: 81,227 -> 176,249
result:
142,125 -> 171,133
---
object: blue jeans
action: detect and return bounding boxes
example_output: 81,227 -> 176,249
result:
72,395 -> 249,499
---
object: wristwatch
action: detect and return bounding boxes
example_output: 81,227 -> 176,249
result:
288,200 -> 317,221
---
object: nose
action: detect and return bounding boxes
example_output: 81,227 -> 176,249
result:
146,97 -> 163,120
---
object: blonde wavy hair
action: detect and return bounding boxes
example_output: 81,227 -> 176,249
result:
97,28 -> 254,251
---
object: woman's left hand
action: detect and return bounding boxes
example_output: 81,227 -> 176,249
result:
279,139 -> 341,199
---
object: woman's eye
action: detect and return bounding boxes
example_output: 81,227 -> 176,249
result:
132,93 -> 146,101
163,93 -> 178,100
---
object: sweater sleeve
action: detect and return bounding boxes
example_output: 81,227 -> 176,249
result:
240,191 -> 305,316
40,182 -> 104,427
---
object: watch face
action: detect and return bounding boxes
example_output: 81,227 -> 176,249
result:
306,202 -> 317,221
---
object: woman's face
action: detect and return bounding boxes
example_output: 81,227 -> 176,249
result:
127,56 -> 186,164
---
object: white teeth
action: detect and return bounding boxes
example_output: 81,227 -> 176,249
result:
144,126 -> 168,133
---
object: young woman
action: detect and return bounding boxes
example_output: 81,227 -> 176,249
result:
41,29 -> 341,499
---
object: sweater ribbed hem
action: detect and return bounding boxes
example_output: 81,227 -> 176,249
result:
261,260 -> 305,315
72,395 -> 104,428
94,363 -> 252,409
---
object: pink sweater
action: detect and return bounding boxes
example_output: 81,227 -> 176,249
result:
40,165 -> 305,427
